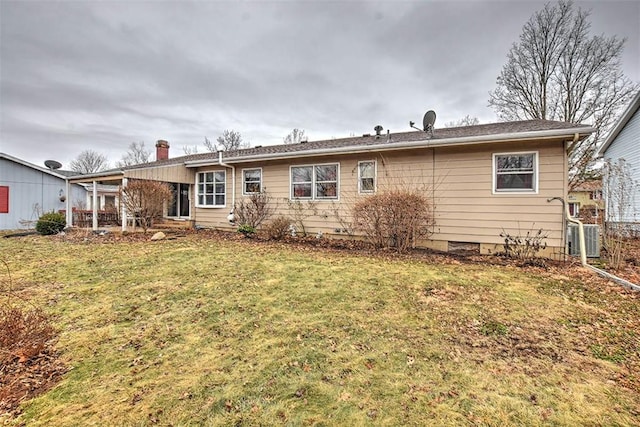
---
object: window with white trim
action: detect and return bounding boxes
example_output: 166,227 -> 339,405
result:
197,171 -> 226,207
291,163 -> 339,200
493,152 -> 537,193
358,161 -> 376,193
242,168 -> 262,195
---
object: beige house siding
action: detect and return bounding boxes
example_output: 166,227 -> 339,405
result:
126,164 -> 195,184
193,139 -> 567,256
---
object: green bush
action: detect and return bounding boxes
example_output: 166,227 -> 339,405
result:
35,212 -> 66,235
237,224 -> 256,237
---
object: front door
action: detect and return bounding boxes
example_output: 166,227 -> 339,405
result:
168,183 -> 190,218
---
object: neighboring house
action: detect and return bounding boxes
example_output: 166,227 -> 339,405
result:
77,183 -> 120,211
598,90 -> 640,227
0,153 -> 87,230
567,179 -> 603,223
69,121 -> 594,258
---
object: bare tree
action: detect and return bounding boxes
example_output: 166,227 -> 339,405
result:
69,150 -> 109,174
116,142 -> 151,168
283,128 -> 306,144
204,130 -> 248,152
444,115 -> 480,128
203,136 -> 216,152
121,180 -> 173,232
488,0 -> 638,189
183,145 -> 199,155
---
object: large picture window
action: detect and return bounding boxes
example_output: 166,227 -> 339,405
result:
242,168 -> 262,195
291,163 -> 339,200
358,161 -> 376,193
197,171 -> 226,207
493,152 -> 537,193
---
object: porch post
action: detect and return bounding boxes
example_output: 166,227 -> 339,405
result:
121,178 -> 128,232
65,180 -> 72,228
92,181 -> 98,231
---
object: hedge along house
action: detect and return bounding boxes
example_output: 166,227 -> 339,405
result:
68,120 -> 594,258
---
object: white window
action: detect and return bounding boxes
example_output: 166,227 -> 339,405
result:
358,160 -> 376,193
493,152 -> 538,193
291,163 -> 339,200
197,171 -> 226,207
242,168 -> 262,195
568,202 -> 580,218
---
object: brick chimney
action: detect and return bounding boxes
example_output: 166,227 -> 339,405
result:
155,140 -> 169,161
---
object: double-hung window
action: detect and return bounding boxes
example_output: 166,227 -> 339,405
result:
493,152 -> 537,193
197,171 -> 226,207
291,163 -> 338,200
358,161 -> 376,193
243,168 -> 262,195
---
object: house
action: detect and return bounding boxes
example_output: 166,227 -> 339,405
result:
567,179 -> 603,223
68,120 -> 594,258
597,90 -> 640,228
0,153 -> 87,230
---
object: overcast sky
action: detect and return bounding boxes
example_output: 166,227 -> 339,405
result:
1,0 -> 638,170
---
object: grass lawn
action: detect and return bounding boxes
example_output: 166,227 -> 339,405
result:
1,232 -> 639,426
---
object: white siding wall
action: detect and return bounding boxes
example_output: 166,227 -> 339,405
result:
602,107 -> 640,224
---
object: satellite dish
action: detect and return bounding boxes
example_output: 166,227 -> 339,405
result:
374,125 -> 383,136
44,160 -> 62,170
423,110 -> 436,132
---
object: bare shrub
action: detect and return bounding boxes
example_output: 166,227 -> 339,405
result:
0,306 -> 56,364
0,260 -> 56,364
499,227 -> 548,264
263,216 -> 291,240
121,179 -> 173,232
285,199 -> 318,237
233,191 -> 273,229
602,159 -> 638,269
352,190 -> 434,252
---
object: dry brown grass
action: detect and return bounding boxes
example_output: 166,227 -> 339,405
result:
0,230 -> 638,425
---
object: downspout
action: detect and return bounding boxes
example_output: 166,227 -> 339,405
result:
218,151 -> 236,223
548,197 -> 640,291
548,197 -> 587,266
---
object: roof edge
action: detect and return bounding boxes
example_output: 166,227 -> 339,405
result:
598,90 -> 640,156
0,152 -> 69,179
185,126 -> 595,167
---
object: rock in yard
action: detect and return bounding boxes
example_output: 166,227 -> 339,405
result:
150,232 -> 166,241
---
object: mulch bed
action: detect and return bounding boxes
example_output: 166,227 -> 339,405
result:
0,349 -> 67,421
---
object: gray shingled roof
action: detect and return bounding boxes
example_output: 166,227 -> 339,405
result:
120,119 -> 590,170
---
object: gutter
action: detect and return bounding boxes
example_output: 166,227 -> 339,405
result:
68,169 -> 125,183
184,126 -> 595,167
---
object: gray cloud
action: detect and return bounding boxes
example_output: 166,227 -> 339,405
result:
1,0 -> 638,168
